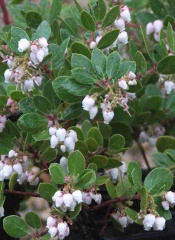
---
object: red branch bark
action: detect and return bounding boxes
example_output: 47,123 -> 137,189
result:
0,0 -> 10,25
4,189 -> 41,198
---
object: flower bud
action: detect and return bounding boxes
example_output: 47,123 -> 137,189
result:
82,95 -> 95,111
72,190 -> 83,204
60,157 -> 68,170
146,22 -> 155,35
56,128 -> 67,142
8,150 -> 16,158
154,32 -> 160,42
118,79 -> 128,90
36,49 -> 45,62
110,168 -> 119,180
117,31 -> 128,45
7,59 -> 13,69
92,193 -> 102,204
114,18 -> 125,31
139,131 -> 149,143
30,52 -> 40,65
164,81 -> 174,94
46,216 -> 57,228
64,137 -> 75,152
153,217 -> 166,231
69,199 -> 77,211
52,191 -> 63,201
119,161 -> 127,176
161,201 -> 169,210
50,135 -> 59,148
38,37 -> 48,47
57,222 -> 67,235
82,192 -> 92,205
165,191 -> 175,204
55,196 -> 63,208
31,45 -> 38,53
128,71 -> 136,79
118,216 -> 128,228
120,6 -> 131,22
4,69 -> 13,83
49,127 -> 57,136
18,38 -> 30,52
148,137 -> 157,147
68,130 -> 78,142
103,110 -> 114,125
60,145 -> 66,153
48,226 -> 58,237
35,76 -> 43,86
3,165 -> 13,178
13,163 -> 23,175
24,79 -> 34,92
90,41 -> 97,49
153,20 -> 163,33
0,206 -> 4,217
63,193 -> 73,207
143,214 -> 156,231
89,106 -> 98,119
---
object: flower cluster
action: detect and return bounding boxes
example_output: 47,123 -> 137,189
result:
46,216 -> 70,239
118,71 -> 137,91
0,115 -> 7,133
3,37 -> 49,93
139,125 -> 165,147
146,20 -> 163,41
52,190 -> 102,212
105,161 -> 127,181
112,210 -> 133,228
0,149 -> 39,185
142,214 -> 166,231
49,127 -> 78,152
162,191 -> 175,210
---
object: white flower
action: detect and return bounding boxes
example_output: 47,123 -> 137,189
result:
68,130 -> 78,142
118,216 -> 128,228
161,201 -> 169,210
146,22 -> 155,35
31,45 -> 38,53
60,203 -> 68,213
165,191 -> 175,204
55,196 -> 63,208
13,163 -> 23,175
63,193 -> 73,207
117,31 -> 128,45
148,137 -> 157,147
69,199 -> 77,211
36,49 -> 45,62
0,206 -> 4,218
132,79 -> 137,85
72,190 -> 83,204
46,216 -> 57,228
0,169 -> 4,181
127,216 -> 133,224
50,135 -> 59,148
60,157 -> 68,170
18,38 -> 30,52
34,76 -> 43,86
153,20 -> 163,33
103,110 -> 114,124
90,41 -> 97,49
52,191 -> 63,201
89,106 -> 98,119
128,71 -> 136,79
0,115 -> 6,124
154,32 -> 160,42
8,150 -> 16,158
38,37 -> 48,47
30,52 -> 40,65
118,79 -> 128,90
4,69 -> 13,83
153,217 -> 166,231
60,145 -> 66,153
82,192 -> 92,205
143,214 -> 156,231
7,59 -> 14,69
114,18 -> 125,31
57,222 -> 67,235
3,165 -> 13,178
24,79 -> 34,92
92,193 -> 102,204
139,131 -> 149,143
64,137 -> 75,152
48,226 -> 58,237
82,95 -> 95,111
109,168 -> 119,180
96,36 -> 102,44
164,81 -> 174,94
56,128 -> 67,142
0,161 -> 4,170
128,80 -> 134,86
49,127 -> 57,136
119,161 -> 127,177
120,6 -> 131,22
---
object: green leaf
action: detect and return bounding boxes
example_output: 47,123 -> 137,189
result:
9,172 -> 18,191
88,127 -> 103,146
102,5 -> 119,27
106,179 -> 117,199
167,23 -> 174,51
32,21 -> 51,41
150,0 -> 167,18
137,11 -> 156,26
127,162 -> 142,188
60,103 -> 83,120
69,204 -> 82,219
105,158 -> 123,169
18,113 -> 47,132
86,138 -> 98,152
25,211 -> 41,229
49,163 -> 67,184
72,67 -> 97,85
69,126 -> 84,141
97,29 -> 119,49
88,163 -> 97,172
71,54 -> 94,73
33,95 -> 52,114
91,48 -> 106,77
81,11 -> 95,32
82,120 -> 92,140
135,51 -> 147,76
43,80 -> 60,110
0,85 -> 6,96
49,0 -> 62,24
116,177 -> 136,197
68,150 -> 85,176
157,55 -> 175,74
3,216 -> 29,238
152,152 -> 175,167
106,51 -> 120,78
154,197 -> 172,220
25,11 -> 42,28
38,183 -> 57,202
95,175 -> 109,185
144,167 -> 173,195
75,169 -> 96,189
140,187 -> 148,211
145,84 -> 162,97
125,207 -> 142,225
71,42 -> 91,59
0,95 -> 7,109
129,39 -> 138,60
19,97 -> 37,113
109,134 -> 125,153
75,140 -> 88,156
156,136 -> 175,152
10,90 -> 25,102
94,0 -> 106,21
88,155 -> 108,168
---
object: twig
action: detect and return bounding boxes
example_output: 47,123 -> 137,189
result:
102,204 -> 113,234
4,189 -> 41,198
0,0 -> 10,25
138,143 -> 151,170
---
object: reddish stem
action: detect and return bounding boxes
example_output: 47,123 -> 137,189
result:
0,0 -> 10,25
4,189 -> 41,198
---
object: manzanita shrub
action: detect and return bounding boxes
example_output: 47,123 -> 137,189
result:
0,0 -> 175,239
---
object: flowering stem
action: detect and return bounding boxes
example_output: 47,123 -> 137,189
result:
4,189 -> 41,198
